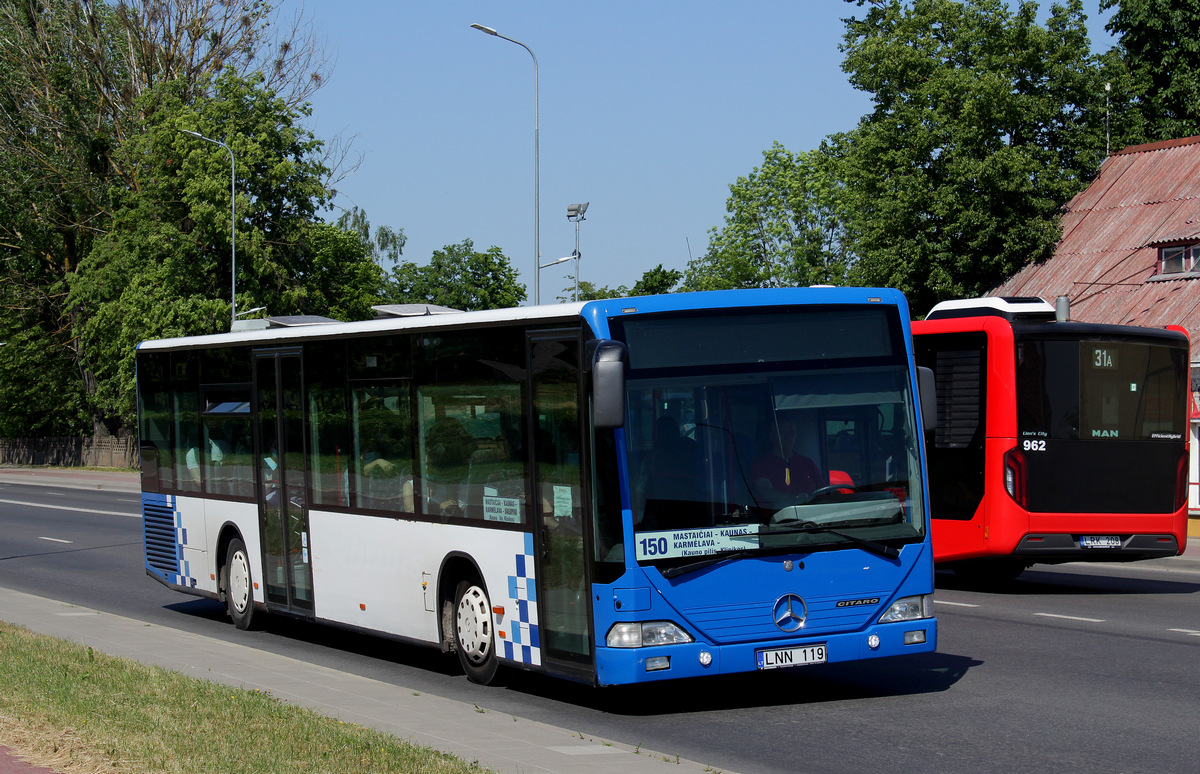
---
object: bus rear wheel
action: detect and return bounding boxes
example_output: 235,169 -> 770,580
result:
223,538 -> 258,630
453,579 -> 499,685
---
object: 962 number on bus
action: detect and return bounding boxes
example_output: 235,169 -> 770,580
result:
1022,439 -> 1046,452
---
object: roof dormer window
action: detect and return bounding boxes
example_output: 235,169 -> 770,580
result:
1159,244 -> 1198,275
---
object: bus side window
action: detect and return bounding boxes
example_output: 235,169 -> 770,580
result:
352,385 -> 412,512
416,327 -> 527,523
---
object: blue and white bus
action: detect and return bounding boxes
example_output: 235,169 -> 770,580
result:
137,288 -> 937,686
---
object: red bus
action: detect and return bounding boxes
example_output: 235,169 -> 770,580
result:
912,297 -> 1189,580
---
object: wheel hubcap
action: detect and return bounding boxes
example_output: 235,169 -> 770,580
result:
229,551 -> 250,613
456,586 -> 492,664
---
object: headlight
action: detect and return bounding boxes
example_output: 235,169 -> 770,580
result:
605,621 -> 694,648
877,594 -> 932,624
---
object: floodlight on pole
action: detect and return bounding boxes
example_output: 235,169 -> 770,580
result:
182,129 -> 237,327
567,203 -> 588,301
471,23 -> 541,304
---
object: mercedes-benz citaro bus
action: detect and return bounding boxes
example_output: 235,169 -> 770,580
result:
913,296 -> 1189,582
137,288 -> 938,686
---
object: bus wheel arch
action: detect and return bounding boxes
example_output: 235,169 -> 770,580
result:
217,525 -> 259,630
438,554 -> 500,685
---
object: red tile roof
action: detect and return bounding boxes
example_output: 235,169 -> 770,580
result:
991,136 -> 1200,358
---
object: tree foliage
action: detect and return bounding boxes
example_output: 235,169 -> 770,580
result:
385,239 -> 526,312
66,71 -> 383,427
835,0 -> 1111,313
0,1 -> 372,436
685,143 -> 849,291
1102,0 -> 1200,140
568,264 -> 683,301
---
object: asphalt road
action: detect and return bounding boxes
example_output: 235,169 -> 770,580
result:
2,479 -> 1198,774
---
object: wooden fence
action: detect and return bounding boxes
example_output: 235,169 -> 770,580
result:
0,436 -> 138,469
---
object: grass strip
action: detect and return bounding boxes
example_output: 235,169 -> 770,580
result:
0,621 -> 492,774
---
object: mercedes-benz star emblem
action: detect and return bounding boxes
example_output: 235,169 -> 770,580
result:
772,593 -> 807,632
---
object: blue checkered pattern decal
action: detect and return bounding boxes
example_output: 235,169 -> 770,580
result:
502,532 -> 541,666
142,493 -> 197,589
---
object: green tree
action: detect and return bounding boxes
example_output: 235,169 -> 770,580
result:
837,0 -> 1109,314
0,0 -> 331,435
685,143 -> 849,291
564,264 -> 682,301
570,280 -> 616,302
67,72 -> 379,428
629,264 -> 683,296
1102,0 -> 1200,141
336,206 -> 407,265
385,239 -> 526,312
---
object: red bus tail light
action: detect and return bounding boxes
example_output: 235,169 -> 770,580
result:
1003,446 -> 1027,509
1175,450 -> 1188,511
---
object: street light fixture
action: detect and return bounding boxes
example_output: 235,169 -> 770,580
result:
567,203 -> 588,302
181,129 -> 238,327
470,23 -> 541,304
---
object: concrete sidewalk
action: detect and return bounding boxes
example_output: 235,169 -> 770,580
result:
0,586 -> 728,774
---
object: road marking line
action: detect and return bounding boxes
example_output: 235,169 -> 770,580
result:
0,498 -> 137,518
934,600 -> 980,607
1034,613 -> 1105,623
1168,629 -> 1200,636
38,537 -> 73,544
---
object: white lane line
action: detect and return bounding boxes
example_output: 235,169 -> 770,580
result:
0,498 -> 138,518
38,537 -> 73,544
934,600 -> 981,607
1034,613 -> 1105,623
1168,629 -> 1200,636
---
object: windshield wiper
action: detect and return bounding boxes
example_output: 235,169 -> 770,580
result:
659,544 -> 800,580
769,519 -> 901,559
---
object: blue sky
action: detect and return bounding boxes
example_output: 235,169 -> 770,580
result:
279,1 -> 1117,304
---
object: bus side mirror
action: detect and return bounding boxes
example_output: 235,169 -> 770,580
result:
591,340 -> 627,429
917,366 -> 936,434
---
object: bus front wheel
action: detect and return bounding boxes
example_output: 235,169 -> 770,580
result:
223,538 -> 257,630
453,579 -> 499,685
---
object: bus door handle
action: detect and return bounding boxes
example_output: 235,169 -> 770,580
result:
540,526 -> 551,559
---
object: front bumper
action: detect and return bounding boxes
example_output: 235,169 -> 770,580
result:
594,616 -> 937,686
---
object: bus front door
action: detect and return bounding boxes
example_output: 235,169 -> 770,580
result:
254,350 -> 314,615
528,332 -> 594,681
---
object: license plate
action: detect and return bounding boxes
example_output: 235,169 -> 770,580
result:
1081,535 -> 1121,549
756,644 -> 827,670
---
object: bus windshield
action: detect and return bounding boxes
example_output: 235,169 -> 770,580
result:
616,307 -> 926,565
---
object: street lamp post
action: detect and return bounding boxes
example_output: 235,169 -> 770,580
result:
181,129 -> 237,327
567,202 -> 588,301
470,23 -> 541,304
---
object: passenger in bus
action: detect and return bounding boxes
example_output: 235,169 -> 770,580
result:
750,417 -> 820,509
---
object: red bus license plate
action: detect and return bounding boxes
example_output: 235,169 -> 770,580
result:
1081,535 -> 1121,549
756,644 -> 827,669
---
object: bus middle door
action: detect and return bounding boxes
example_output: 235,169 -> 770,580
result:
254,349 -> 315,616
528,331 -> 594,682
